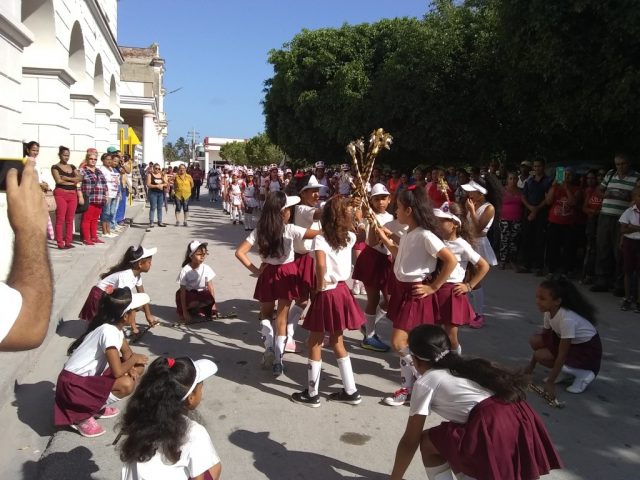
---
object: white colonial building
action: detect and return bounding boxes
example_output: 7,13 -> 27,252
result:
203,136 -> 247,172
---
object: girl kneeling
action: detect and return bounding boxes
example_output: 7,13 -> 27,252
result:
176,241 -> 217,323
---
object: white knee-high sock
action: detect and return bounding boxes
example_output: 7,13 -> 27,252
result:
287,304 -> 304,339
399,347 -> 417,391
102,392 -> 119,408
364,314 -> 377,338
425,463 -> 456,480
260,319 -> 274,350
274,335 -> 287,365
307,359 -> 322,396
336,356 -> 357,394
454,344 -> 462,355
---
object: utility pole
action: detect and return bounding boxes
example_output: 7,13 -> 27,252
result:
187,127 -> 200,164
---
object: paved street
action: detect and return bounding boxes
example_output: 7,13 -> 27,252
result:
1,196 -> 638,479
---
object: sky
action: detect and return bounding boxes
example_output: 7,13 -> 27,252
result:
117,0 -> 429,144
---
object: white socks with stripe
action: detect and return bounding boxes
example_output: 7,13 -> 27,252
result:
307,359 -> 322,396
425,463 -> 456,480
259,319 -> 273,350
287,304 -> 304,339
337,356 -> 357,395
274,335 -> 286,365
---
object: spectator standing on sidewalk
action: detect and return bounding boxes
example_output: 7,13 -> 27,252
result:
99,153 -> 120,238
190,163 -> 204,201
146,163 -> 167,228
174,164 -> 194,227
618,186 -> 640,312
114,150 -> 132,227
498,171 -> 523,269
517,160 -> 532,189
80,152 -> 108,246
51,146 -> 82,249
581,170 -> 603,284
590,153 -> 640,294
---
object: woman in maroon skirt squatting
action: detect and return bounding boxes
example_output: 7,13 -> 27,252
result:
375,186 -> 458,407
391,325 -> 562,480
236,191 -> 320,377
291,197 -> 365,407
55,288 -> 149,438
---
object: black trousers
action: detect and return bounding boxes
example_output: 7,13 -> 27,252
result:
520,209 -> 548,270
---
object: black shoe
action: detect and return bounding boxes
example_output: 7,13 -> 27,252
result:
291,389 -> 321,408
621,299 -> 631,311
157,223 -> 166,227
589,284 -> 608,292
328,389 -> 362,405
148,223 -> 154,228
516,266 -> 531,274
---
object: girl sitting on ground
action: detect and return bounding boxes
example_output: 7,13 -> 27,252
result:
176,241 -> 217,323
54,288 -> 149,438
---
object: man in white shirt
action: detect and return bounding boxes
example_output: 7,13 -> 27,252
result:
0,161 -> 53,351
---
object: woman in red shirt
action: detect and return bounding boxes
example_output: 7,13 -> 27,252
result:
581,169 -> 603,284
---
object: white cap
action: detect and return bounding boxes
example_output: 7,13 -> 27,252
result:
461,180 -> 487,195
282,195 -> 300,211
315,161 -> 325,169
181,358 -> 218,401
433,204 -> 461,226
131,246 -> 157,262
369,183 -> 390,197
125,292 -> 151,312
188,240 -> 208,257
285,168 -> 292,173
341,163 -> 350,171
246,169 -> 254,176
300,175 -> 323,192
269,163 -> 278,171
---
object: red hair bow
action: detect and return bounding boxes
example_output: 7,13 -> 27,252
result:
167,357 -> 175,368
407,185 -> 417,191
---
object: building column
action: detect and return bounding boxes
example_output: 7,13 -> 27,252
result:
143,111 -> 157,165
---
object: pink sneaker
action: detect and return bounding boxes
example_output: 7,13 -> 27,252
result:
284,339 -> 302,353
97,406 -> 120,419
72,417 -> 105,437
469,314 -> 485,329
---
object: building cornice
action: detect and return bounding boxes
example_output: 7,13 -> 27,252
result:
22,66 -> 76,86
95,107 -> 114,116
0,8 -> 34,50
86,0 -> 124,65
70,93 -> 99,105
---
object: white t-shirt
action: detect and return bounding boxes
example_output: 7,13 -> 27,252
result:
393,228 -> 445,282
619,205 -> 640,240
313,232 -> 356,290
369,211 -> 394,254
294,204 -> 321,254
177,264 -> 216,291
96,269 -> 143,292
444,237 -> 482,283
0,282 -> 21,344
410,368 -> 492,424
99,166 -> 120,199
64,323 -> 124,377
246,224 -> 306,265
121,417 -> 220,480
543,307 -> 597,344
316,175 -> 330,198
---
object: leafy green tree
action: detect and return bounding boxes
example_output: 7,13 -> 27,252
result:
246,133 -> 284,166
219,141 -> 247,165
174,136 -> 191,162
163,142 -> 179,163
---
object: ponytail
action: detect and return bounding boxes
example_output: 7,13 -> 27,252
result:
397,186 -> 437,232
256,191 -> 286,258
100,246 -> 145,278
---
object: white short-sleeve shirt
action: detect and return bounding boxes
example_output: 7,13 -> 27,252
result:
393,228 -> 445,282
294,204 -> 321,254
121,417 -> 220,480
96,269 -> 143,292
409,369 -> 492,424
619,205 -> 640,240
444,237 -> 482,283
64,323 -> 124,377
177,264 -> 216,291
0,283 -> 21,344
369,211 -> 394,254
246,224 -> 306,264
543,308 -> 597,344
313,232 -> 356,290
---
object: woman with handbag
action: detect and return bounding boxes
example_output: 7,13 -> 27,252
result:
51,146 -> 82,249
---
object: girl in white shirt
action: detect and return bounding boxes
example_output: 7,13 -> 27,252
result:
235,191 -> 320,377
79,245 -> 158,334
526,276 -> 602,396
119,357 -> 221,480
291,197 -> 365,407
376,186 -> 458,407
391,324 -> 562,480
176,241 -> 217,323
433,202 -> 489,355
228,171 -> 244,225
242,169 -> 259,230
55,288 -> 149,438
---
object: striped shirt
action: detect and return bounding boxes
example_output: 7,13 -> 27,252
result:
600,169 -> 640,217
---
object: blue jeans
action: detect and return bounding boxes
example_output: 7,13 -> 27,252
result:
175,197 -> 190,213
148,190 -> 164,224
115,187 -> 128,224
100,197 -> 118,225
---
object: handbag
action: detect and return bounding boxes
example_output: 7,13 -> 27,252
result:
44,191 -> 57,212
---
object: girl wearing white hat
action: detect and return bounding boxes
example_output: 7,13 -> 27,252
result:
243,170 -> 259,230
176,241 -> 217,323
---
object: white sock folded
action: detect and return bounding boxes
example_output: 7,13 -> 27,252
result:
274,335 -> 287,365
307,359 -> 322,397
399,347 -> 417,390
364,314 -> 377,338
425,463 -> 456,480
287,304 -> 304,339
260,319 -> 274,350
337,356 -> 357,395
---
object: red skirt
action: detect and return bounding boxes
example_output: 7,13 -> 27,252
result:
54,369 -> 115,426
542,330 -> 602,375
303,282 -> 366,334
386,274 -> 439,331
253,262 -> 299,302
294,252 -> 316,299
429,397 -> 563,480
435,283 -> 476,326
175,289 -> 215,317
78,286 -> 106,321
353,240 -> 367,252
352,245 -> 392,292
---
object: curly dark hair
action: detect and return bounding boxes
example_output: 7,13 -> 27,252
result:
118,357 -> 196,464
409,325 -> 528,403
396,186 -> 437,231
539,275 -> 598,325
256,191 -> 287,258
321,197 -> 352,250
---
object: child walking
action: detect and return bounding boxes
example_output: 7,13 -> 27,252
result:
119,357 -> 222,480
618,186 -> 640,312
54,288 -> 149,437
176,241 -> 217,323
79,246 -> 158,334
433,202 -> 489,354
391,325 -> 562,480
375,186 -> 458,407
235,191 -> 319,377
526,276 -> 603,395
291,197 -> 365,407
242,169 -> 259,230
229,171 -> 245,225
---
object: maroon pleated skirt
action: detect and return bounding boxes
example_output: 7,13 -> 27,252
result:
353,240 -> 367,252
386,274 -> 439,331
78,286 -> 106,321
54,369 -> 115,426
175,289 -> 215,318
294,252 -> 316,299
303,282 -> 365,334
542,330 -> 602,375
435,282 -> 476,326
253,261 -> 299,302
352,245 -> 392,292
429,396 -> 563,480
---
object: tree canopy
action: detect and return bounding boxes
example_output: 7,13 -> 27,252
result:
219,133 -> 284,166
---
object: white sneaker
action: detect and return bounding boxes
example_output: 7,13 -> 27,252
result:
351,282 -> 361,295
566,370 -> 595,394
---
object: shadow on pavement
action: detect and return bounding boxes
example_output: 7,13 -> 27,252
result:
23,446 -> 99,480
13,380 -> 56,437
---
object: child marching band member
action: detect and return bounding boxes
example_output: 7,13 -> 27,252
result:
176,241 -> 217,323
287,175 -> 324,353
119,357 -> 222,480
79,246 -> 158,334
526,276 -> 602,395
291,197 -> 365,407
235,191 -> 320,377
243,169 -> 259,231
375,186 -> 458,407
352,183 -> 394,352
433,202 -> 490,354
55,288 -> 149,438
229,170 -> 244,225
391,325 -> 562,480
